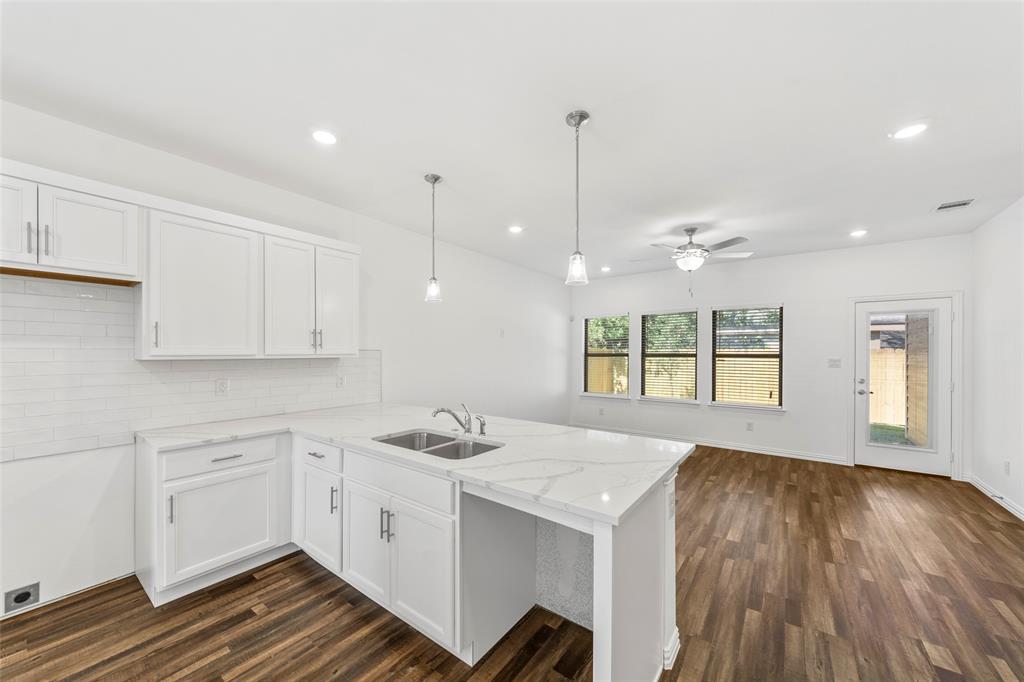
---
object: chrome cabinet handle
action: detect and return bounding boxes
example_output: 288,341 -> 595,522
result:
44,225 -> 50,255
26,221 -> 33,254
317,329 -> 324,349
330,486 -> 338,514
387,511 -> 395,542
379,506 -> 387,539
311,329 -> 317,348
307,451 -> 325,459
211,454 -> 243,463
168,495 -> 175,524
153,321 -> 160,348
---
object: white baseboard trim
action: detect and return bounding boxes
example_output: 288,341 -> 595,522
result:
663,626 -> 681,669
969,476 -> 1024,522
570,423 -> 848,466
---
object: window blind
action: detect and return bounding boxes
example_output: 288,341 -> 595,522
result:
584,315 -> 629,395
712,307 -> 782,406
642,311 -> 697,399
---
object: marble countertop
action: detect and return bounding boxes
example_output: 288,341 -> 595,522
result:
136,402 -> 693,525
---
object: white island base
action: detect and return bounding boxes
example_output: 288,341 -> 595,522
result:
461,477 -> 679,681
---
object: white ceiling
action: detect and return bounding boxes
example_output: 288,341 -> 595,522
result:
2,1 -> 1021,278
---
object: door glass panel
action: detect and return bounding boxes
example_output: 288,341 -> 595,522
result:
868,312 -> 931,448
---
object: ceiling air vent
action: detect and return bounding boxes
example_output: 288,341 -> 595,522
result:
935,199 -> 974,212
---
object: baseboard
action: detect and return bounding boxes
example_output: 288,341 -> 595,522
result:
663,626 -> 681,669
969,476 -> 1024,522
570,423 -> 848,466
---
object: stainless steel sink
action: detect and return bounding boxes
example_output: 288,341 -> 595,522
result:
372,429 -> 503,460
420,439 -> 502,460
373,429 -> 455,451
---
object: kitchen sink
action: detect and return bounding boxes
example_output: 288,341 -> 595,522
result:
372,429 -> 503,460
373,429 -> 455,450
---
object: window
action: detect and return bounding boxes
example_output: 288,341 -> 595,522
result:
641,312 -> 697,400
712,307 -> 783,406
584,315 -> 629,395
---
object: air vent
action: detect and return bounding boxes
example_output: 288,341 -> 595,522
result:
936,199 -> 974,212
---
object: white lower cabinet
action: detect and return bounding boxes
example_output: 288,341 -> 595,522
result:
294,460 -> 342,574
343,478 -> 456,649
162,461 -> 279,587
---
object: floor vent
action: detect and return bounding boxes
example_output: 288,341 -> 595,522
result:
936,199 -> 974,212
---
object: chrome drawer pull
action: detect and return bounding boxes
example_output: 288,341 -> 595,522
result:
211,454 -> 243,463
330,486 -> 338,514
307,451 -> 325,459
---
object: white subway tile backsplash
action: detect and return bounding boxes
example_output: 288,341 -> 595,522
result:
0,274 -> 381,460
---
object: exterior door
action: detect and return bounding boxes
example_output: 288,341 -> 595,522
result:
162,462 -> 278,587
1,176 -> 38,265
854,298 -> 953,475
389,498 -> 455,648
37,185 -> 139,276
315,247 -> 359,355
265,236 -> 317,355
297,462 -> 342,574
147,210 -> 260,356
342,479 -> 389,604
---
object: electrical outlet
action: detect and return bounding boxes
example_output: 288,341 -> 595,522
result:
1005,461 -> 1012,475
4,582 -> 39,614
598,407 -> 605,416
746,421 -> 754,432
827,358 -> 842,369
336,376 -> 347,388
214,378 -> 230,396
499,327 -> 505,339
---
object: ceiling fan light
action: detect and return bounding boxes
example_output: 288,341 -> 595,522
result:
674,248 -> 709,272
565,251 -> 589,285
424,276 -> 442,302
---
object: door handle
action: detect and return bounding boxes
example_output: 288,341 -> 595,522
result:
26,221 -> 33,254
857,389 -> 867,395
330,486 -> 338,514
379,506 -> 387,540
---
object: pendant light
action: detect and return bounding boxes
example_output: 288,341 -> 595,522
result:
424,173 -> 443,302
565,110 -> 590,286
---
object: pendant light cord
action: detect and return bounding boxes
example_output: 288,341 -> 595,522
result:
431,181 -> 436,278
574,123 -> 581,252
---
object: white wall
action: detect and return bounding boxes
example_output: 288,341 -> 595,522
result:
0,101 -> 571,424
569,235 -> 973,465
970,198 -> 1024,517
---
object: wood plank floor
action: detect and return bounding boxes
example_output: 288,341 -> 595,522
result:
2,446 -> 1023,681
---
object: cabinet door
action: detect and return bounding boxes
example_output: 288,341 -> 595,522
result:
37,185 -> 139,276
0,176 -> 38,265
389,498 -> 455,648
315,247 -> 359,355
265,236 -> 317,355
295,462 -> 342,574
342,479 -> 389,605
162,462 -> 278,587
147,211 -> 259,356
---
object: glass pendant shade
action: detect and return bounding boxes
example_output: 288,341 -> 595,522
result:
674,248 -> 709,272
424,276 -> 442,302
565,251 -> 589,285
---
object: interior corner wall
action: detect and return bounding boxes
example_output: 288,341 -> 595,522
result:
568,234 -> 974,466
0,100 -> 571,425
969,197 -> 1024,516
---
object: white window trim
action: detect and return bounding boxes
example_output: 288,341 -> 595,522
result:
639,308 -> 699,403
637,396 -> 699,406
710,303 -> 785,410
708,401 -> 787,413
581,312 -> 631,397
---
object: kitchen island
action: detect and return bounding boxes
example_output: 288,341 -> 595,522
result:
136,403 -> 693,681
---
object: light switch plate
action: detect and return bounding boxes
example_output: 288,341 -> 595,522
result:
827,358 -> 842,368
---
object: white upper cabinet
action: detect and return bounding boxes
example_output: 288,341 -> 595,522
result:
316,247 -> 359,356
0,176 -> 38,264
144,210 -> 260,357
37,185 -> 139,277
265,236 -> 318,356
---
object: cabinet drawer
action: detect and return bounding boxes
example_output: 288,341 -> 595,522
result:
162,437 -> 277,481
295,435 -> 342,473
345,450 -> 454,515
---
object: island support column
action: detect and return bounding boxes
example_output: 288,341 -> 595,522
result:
592,473 -> 679,681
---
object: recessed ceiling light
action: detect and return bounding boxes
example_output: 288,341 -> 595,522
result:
312,130 -> 337,145
508,225 -> 523,234
889,123 -> 928,140
601,266 -> 611,273
850,229 -> 868,238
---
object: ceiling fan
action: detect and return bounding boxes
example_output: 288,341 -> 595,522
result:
649,227 -> 751,271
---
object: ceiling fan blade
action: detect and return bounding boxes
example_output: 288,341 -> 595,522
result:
627,256 -> 666,262
650,242 -> 682,251
705,236 -> 749,252
710,251 -> 753,259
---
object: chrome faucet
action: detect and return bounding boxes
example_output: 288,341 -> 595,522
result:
433,405 -> 471,434
473,414 -> 487,436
